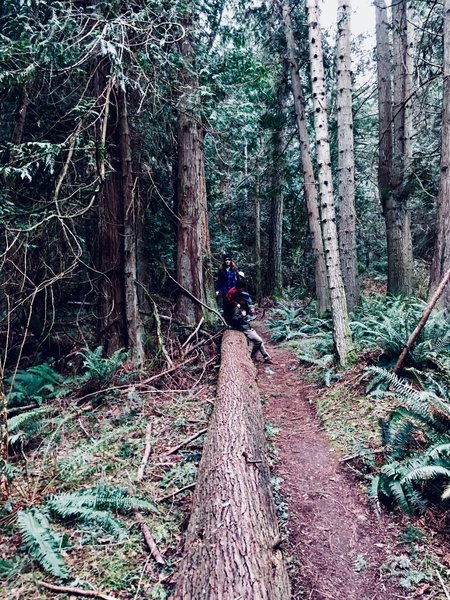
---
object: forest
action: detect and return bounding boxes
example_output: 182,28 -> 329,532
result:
2,0 -> 450,598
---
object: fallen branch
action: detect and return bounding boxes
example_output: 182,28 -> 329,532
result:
164,428 -> 208,457
37,581 -> 117,600
393,266 -> 450,374
136,512 -> 165,564
437,568 -> 450,600
136,280 -> 174,369
159,481 -> 196,502
165,270 -> 227,326
136,422 -> 152,482
181,316 -> 205,353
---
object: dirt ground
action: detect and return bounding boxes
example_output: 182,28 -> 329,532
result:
255,334 -> 406,600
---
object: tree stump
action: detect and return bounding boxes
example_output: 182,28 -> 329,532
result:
173,330 -> 291,600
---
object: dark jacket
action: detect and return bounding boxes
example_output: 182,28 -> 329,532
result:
215,267 -> 240,296
228,305 -> 251,331
224,287 -> 251,325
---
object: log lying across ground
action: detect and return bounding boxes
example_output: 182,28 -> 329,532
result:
173,330 -> 291,600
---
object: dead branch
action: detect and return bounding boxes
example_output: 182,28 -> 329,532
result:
181,316 -> 205,354
37,581 -> 117,600
165,270 -> 227,326
164,428 -> 208,457
136,512 -> 165,564
393,266 -> 450,374
136,280 -> 174,368
136,422 -> 152,482
159,481 -> 196,502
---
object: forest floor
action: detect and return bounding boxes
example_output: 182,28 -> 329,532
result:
255,321 -> 450,600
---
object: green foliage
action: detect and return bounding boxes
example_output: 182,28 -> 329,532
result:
351,296 -> 450,370
47,485 -> 157,518
367,368 -> 450,514
78,346 -> 128,385
7,406 -> 54,444
7,363 -> 62,408
16,509 -> 69,580
16,486 -> 156,579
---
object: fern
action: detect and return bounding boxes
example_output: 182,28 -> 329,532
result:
47,486 -> 157,516
7,406 -> 53,444
78,346 -> 128,385
16,509 -> 68,579
7,363 -> 62,407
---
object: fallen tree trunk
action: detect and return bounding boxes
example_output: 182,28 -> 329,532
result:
173,330 -> 291,600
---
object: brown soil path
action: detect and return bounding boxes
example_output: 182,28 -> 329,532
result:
255,335 -> 404,600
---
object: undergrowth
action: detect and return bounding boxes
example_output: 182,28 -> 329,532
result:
0,345 -> 215,598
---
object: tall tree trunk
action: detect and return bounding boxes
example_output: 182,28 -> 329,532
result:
267,82 -> 285,298
375,0 -> 393,230
254,153 -> 262,300
429,0 -> 450,308
96,65 -> 127,354
306,0 -> 354,366
118,87 -> 145,366
336,0 -> 359,312
383,0 -> 414,294
281,0 -> 330,313
176,14 -> 214,326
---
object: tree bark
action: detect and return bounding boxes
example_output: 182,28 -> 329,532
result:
306,0 -> 354,366
96,63 -> 127,355
376,0 -> 414,295
176,13 -> 214,326
118,87 -> 145,366
336,0 -> 359,312
173,330 -> 291,600
390,0 -> 413,294
281,0 -> 330,314
254,153 -> 262,300
267,78 -> 285,298
429,0 -> 450,309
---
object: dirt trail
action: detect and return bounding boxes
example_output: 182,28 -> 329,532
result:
255,334 -> 403,600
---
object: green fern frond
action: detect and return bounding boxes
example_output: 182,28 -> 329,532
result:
426,443 -> 450,461
78,346 -> 127,384
48,486 -> 157,516
7,364 -> 62,407
47,496 -> 127,539
368,367 -> 431,419
400,465 -> 450,484
16,509 -> 68,579
7,406 -> 54,443
387,479 -> 412,515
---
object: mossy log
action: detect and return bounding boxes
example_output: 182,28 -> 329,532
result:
173,329 -> 291,600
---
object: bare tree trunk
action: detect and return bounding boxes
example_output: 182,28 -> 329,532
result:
118,87 -> 145,366
254,153 -> 262,300
336,0 -> 359,312
96,64 -> 127,354
388,0 -> 414,294
173,330 -> 291,600
176,15 -> 213,326
375,0 -> 393,219
306,0 -> 354,366
281,0 -> 330,313
429,0 -> 450,309
267,80 -> 285,298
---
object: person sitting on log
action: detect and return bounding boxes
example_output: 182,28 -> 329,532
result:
225,279 -> 273,364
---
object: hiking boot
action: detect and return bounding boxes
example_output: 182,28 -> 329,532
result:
263,357 -> 273,364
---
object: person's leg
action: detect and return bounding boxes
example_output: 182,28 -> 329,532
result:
244,329 -> 271,361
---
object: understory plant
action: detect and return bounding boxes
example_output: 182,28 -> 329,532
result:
14,486 -> 157,579
367,367 -> 450,514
